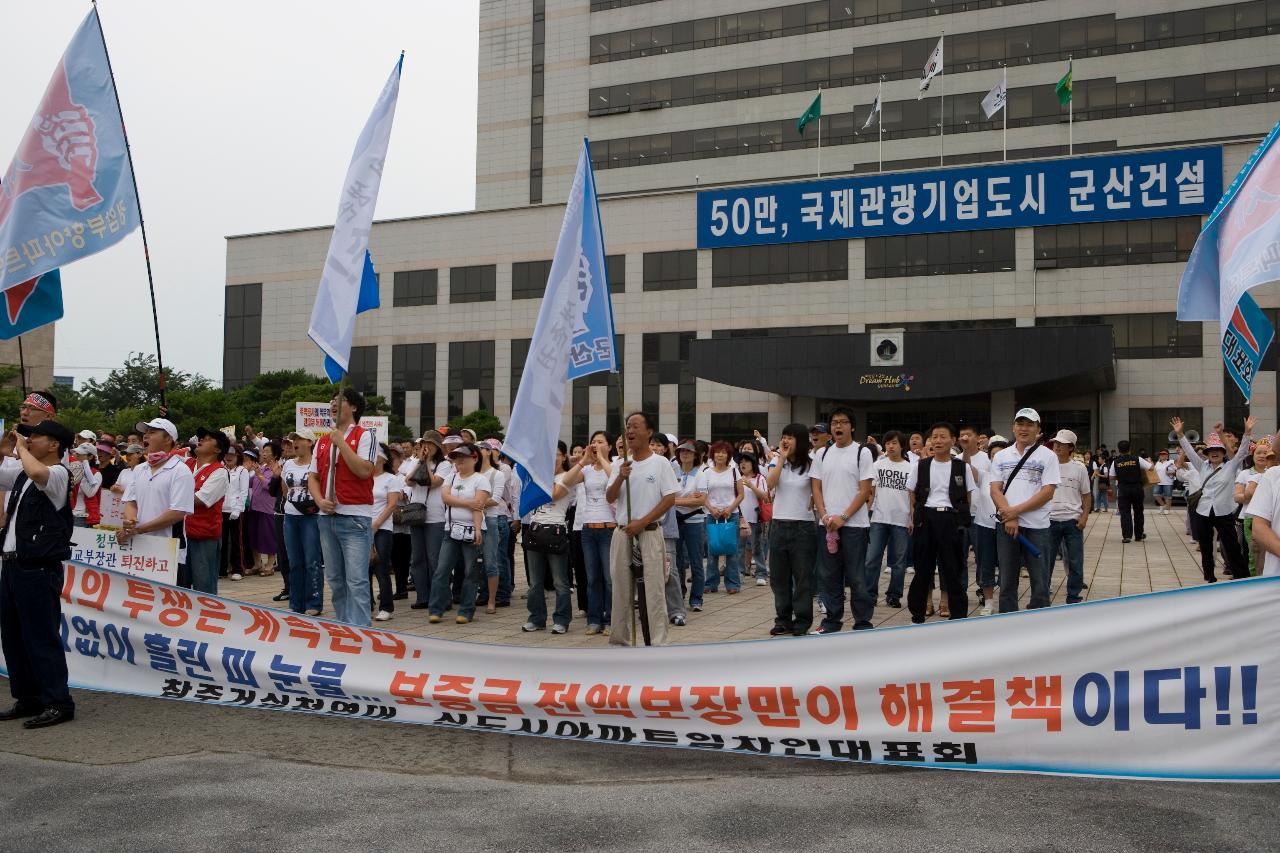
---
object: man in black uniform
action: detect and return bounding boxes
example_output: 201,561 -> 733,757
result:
0,420 -> 77,729
906,422 -> 977,623
1110,439 -> 1152,544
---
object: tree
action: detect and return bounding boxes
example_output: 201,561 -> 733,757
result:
0,364 -> 27,428
79,352 -> 211,415
447,409 -> 504,440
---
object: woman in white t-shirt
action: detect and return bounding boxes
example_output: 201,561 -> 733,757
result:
475,442 -> 509,611
765,424 -> 817,636
402,435 -> 446,610
970,435 -> 1010,616
281,436 -> 324,615
429,444 -> 491,624
522,442 -> 586,634
370,444 -> 404,622
704,441 -> 745,593
574,431 -> 615,634
738,453 -> 771,586
1236,440 -> 1274,575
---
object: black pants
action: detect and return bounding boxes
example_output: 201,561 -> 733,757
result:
0,559 -> 73,713
370,529 -> 395,611
274,512 -> 290,590
392,531 -> 411,595
1193,510 -> 1248,581
908,510 -> 968,622
221,513 -> 249,576
1118,485 -> 1145,540
570,529 -> 588,612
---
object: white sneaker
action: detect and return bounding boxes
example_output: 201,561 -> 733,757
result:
906,567 -> 915,574
374,610 -> 392,622
980,601 -> 994,617
550,624 -> 567,634
229,573 -> 242,581
521,622 -> 543,632
882,566 -> 891,574
756,577 -> 768,587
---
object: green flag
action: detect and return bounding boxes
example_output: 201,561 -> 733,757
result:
797,92 -> 822,134
1055,60 -> 1073,105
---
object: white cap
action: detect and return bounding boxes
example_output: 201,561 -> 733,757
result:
665,433 -> 678,447
76,428 -> 96,441
135,417 -> 179,442
1014,407 -> 1041,423
1050,428 -> 1077,446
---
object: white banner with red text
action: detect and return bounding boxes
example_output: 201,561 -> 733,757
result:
1,562 -> 1277,781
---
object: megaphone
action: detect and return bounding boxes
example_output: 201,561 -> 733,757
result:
1170,429 -> 1200,443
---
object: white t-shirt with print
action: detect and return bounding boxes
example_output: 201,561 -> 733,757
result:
870,457 -> 912,527
991,443 -> 1062,530
1049,459 -> 1091,522
674,466 -> 709,523
607,453 -> 679,524
281,459 -> 312,517
444,471 -> 490,531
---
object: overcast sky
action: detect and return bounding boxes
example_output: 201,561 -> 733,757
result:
0,1 -> 480,387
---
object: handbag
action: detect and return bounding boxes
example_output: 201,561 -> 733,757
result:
393,501 -> 427,526
756,474 -> 773,523
524,521 -> 568,554
1144,466 -> 1160,487
707,519 -> 739,556
1186,467 -> 1219,513
738,515 -> 752,539
288,494 -> 319,516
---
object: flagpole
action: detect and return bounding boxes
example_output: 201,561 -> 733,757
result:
16,336 -> 28,398
817,86 -> 823,179
1002,65 -> 1008,162
878,78 -> 884,173
939,31 -> 945,167
1068,55 -> 1073,156
90,2 -> 168,411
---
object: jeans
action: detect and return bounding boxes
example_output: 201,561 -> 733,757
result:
0,559 -> 73,713
494,517 -> 513,604
746,521 -> 768,579
73,516 -> 90,528
526,548 -> 572,628
971,524 -> 998,590
318,513 -> 373,627
477,516 -> 509,606
429,536 -> 483,618
768,520 -> 815,634
706,514 -> 743,591
1094,482 -> 1110,511
1048,519 -> 1086,602
865,522 -> 909,601
996,525 -> 1051,612
371,529 -> 395,612
284,513 -> 323,613
675,519 -> 707,608
186,538 -> 220,595
409,522 -> 444,606
581,526 -> 614,628
819,526 -> 873,632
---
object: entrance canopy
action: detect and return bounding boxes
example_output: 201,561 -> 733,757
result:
688,325 -> 1116,401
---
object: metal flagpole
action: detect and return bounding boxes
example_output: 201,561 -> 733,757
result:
90,1 -> 168,411
939,31 -> 945,167
1068,55 -> 1073,156
817,87 -> 822,179
878,77 -> 884,173
16,336 -> 27,397
1002,65 -> 1008,162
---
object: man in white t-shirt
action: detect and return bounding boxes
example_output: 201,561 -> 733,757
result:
1046,430 -> 1092,604
810,407 -> 875,633
118,418 -> 195,564
1244,462 -> 1280,577
605,412 -> 678,647
991,408 -> 1060,612
1152,448 -> 1174,514
864,430 -> 912,608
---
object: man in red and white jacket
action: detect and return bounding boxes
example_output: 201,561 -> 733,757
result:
69,444 -> 103,527
182,428 -> 230,594
308,389 -> 382,627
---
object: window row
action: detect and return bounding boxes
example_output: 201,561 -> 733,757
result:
1036,314 -> 1203,359
590,65 -> 1280,171
865,230 -> 1016,279
590,0 -> 1041,63
1033,217 -> 1201,269
590,4 -> 1280,115
223,283 -> 262,390
393,269 -> 437,306
711,240 -> 848,288
513,255 -> 627,300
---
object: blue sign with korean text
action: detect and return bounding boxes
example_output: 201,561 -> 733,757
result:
696,147 -> 1223,249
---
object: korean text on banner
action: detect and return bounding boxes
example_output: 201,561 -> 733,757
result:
1222,291 -> 1276,402
697,146 -> 1222,249
70,527 -> 178,585
295,402 -> 388,444
0,9 -> 140,292
505,139 -> 618,517
20,563 -> 1280,781
307,56 -> 401,383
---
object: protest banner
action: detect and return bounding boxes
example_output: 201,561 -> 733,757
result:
294,402 -> 388,443
99,490 -> 125,528
70,527 -> 178,585
6,561 -> 1277,781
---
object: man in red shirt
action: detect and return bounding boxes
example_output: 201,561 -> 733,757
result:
183,428 -> 230,593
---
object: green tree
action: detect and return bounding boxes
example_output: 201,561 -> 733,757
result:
447,409 -> 504,440
79,352 -> 211,414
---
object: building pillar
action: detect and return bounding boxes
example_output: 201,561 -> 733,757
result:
991,389 -> 1017,433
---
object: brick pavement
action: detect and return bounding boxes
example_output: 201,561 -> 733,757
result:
219,507 -> 1222,648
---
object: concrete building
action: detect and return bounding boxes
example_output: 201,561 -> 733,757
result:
226,0 -> 1280,450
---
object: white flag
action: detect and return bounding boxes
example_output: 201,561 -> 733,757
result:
918,36 -> 943,99
981,76 -> 1007,119
861,92 -> 881,131
308,56 -> 402,382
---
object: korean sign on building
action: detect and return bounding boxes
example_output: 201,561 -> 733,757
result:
696,147 -> 1223,249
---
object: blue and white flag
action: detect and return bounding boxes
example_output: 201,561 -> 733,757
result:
0,9 -> 140,292
0,268 -> 63,340
1223,291 -> 1275,402
505,139 -> 618,517
308,55 -> 401,384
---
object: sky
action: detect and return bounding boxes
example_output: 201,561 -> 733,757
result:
0,1 -> 481,387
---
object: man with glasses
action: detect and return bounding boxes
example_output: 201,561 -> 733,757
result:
810,408 -> 875,633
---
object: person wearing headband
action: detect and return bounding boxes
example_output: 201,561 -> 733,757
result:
18,391 -> 57,427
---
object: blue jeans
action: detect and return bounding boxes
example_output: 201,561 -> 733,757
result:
675,519 -> 706,607
526,548 -> 572,628
1094,482 -> 1110,511
819,526 -> 873,632
996,525 -> 1051,612
971,524 -> 998,590
477,516 -> 509,605
581,526 -> 613,627
1048,519 -> 1086,603
706,514 -> 743,591
864,522 -> 909,601
187,538 -> 220,595
494,517 -> 513,604
284,513 -> 323,613
409,522 -> 444,606
318,513 -> 373,627
429,536 -> 483,618
746,521 -> 768,579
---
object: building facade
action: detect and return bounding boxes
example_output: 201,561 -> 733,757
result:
226,0 -> 1280,449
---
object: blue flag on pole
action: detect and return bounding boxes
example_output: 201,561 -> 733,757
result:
1223,291 -> 1275,402
0,269 -> 63,340
0,9 -> 140,292
308,56 -> 401,384
504,139 -> 618,517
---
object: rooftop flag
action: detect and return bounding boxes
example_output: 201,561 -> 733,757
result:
918,36 -> 943,99
1055,60 -> 1073,105
797,92 -> 822,135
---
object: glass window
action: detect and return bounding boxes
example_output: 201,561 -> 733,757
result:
643,250 -> 697,291
450,265 -> 496,304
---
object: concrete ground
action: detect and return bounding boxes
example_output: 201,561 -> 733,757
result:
2,508 -> 1276,851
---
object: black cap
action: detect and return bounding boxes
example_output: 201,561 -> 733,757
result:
18,419 -> 74,453
195,427 -> 231,455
